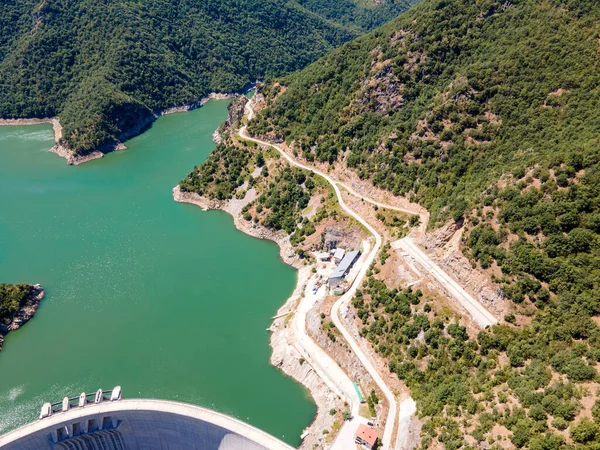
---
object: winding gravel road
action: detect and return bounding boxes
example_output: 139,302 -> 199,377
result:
239,106 -> 398,449
238,99 -> 496,448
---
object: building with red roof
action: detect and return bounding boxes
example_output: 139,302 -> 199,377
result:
355,423 -> 378,449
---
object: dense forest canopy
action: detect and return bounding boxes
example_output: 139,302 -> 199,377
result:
251,0 -> 600,225
0,283 -> 34,322
296,0 -> 414,32
0,0 -> 413,154
248,0 -> 600,447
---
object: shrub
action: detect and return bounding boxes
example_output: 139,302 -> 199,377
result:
571,418 -> 599,443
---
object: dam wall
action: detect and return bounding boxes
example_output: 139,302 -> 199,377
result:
0,399 -> 296,450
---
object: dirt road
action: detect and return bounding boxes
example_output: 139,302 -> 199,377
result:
292,269 -> 360,414
239,108 -> 399,449
393,238 -> 497,328
239,98 -> 498,448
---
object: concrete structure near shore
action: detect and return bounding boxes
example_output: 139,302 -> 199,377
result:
0,396 -> 294,450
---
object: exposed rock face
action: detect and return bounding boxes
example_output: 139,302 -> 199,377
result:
250,132 -> 284,144
420,221 -> 458,250
214,95 -> 249,144
356,61 -> 404,115
224,96 -> 249,131
323,226 -> 362,252
250,92 -> 265,112
421,220 -> 506,314
50,144 -> 104,165
439,251 -> 505,309
0,284 -> 45,351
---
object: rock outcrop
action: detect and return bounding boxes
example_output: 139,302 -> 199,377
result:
421,221 -> 506,314
213,95 -> 249,144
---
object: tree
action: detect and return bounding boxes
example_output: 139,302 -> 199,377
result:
571,418 -> 599,444
2,0 -> 412,154
0,283 -> 35,321
592,399 -> 600,423
528,404 -> 546,422
510,420 -> 532,448
528,433 -> 565,450
409,215 -> 420,228
255,152 -> 265,167
566,358 -> 596,382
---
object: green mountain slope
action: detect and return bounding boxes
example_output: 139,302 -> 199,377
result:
251,0 -> 600,224
0,0 -> 413,155
296,0 -> 412,31
249,1 -> 600,447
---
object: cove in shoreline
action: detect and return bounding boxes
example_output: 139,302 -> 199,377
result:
172,185 -> 344,449
0,93 -> 237,166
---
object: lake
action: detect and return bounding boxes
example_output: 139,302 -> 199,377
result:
0,100 -> 315,445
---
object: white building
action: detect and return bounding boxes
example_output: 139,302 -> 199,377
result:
332,248 -> 345,264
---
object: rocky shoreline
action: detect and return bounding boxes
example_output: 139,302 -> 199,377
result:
0,284 -> 45,351
172,94 -> 365,447
0,92 -> 236,166
173,185 -> 343,449
269,268 -> 346,450
172,186 -> 298,268
213,96 -> 249,144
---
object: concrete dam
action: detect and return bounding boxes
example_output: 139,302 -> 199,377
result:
0,388 -> 295,450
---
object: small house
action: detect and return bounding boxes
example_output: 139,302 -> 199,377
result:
355,424 -> 378,449
318,252 -> 330,262
333,248 -> 345,264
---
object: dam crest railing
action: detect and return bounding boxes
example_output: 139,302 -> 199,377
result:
41,386 -> 122,418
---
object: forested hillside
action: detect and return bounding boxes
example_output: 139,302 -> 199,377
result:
251,0 -> 600,225
249,0 -> 600,447
297,0 -> 413,32
0,0 -> 412,155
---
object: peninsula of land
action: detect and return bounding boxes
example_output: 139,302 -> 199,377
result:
1,0 -> 412,165
0,283 -> 45,351
0,93 -> 236,166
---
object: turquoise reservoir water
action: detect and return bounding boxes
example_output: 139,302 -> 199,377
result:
0,101 -> 315,444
